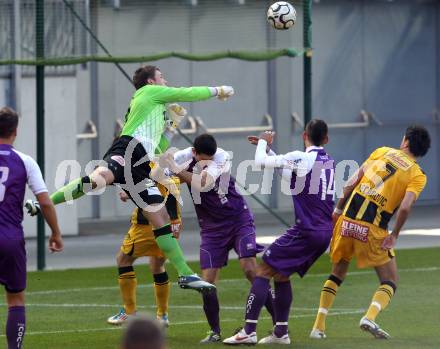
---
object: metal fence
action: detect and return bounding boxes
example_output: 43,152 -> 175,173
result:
0,0 -> 88,76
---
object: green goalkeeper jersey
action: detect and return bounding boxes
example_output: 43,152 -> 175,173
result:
121,85 -> 212,156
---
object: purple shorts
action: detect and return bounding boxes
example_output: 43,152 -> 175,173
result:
200,216 -> 262,270
262,226 -> 332,277
0,238 -> 26,293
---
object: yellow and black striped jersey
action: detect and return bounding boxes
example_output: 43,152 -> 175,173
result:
343,147 -> 426,230
131,176 -> 181,225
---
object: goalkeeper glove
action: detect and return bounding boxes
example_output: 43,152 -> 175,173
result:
166,103 -> 187,128
215,86 -> 234,101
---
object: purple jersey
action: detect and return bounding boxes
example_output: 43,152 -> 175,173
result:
174,147 -> 252,229
255,144 -> 335,231
255,142 -> 335,278
0,144 -> 47,239
290,147 -> 335,230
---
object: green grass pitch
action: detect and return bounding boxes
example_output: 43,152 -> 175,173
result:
1,247 -> 439,349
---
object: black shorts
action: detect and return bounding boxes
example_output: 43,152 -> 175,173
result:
103,136 -> 164,208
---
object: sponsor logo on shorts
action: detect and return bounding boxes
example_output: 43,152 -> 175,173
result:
341,219 -> 369,242
246,243 -> 253,250
111,155 -> 125,167
265,249 -> 271,256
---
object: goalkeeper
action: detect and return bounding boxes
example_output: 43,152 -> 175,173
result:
26,65 -> 234,292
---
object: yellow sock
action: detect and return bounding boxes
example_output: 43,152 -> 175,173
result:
153,272 -> 170,317
313,276 -> 342,331
118,266 -> 137,315
365,283 -> 395,321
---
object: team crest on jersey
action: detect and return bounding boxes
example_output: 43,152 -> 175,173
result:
111,155 -> 125,167
341,219 -> 369,242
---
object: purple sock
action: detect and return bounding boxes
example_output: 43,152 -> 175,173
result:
273,281 -> 292,338
244,277 -> 270,334
203,290 -> 221,334
6,306 -> 26,349
265,287 -> 276,325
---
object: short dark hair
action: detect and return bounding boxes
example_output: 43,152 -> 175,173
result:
405,125 -> 430,157
0,107 -> 19,138
133,65 -> 159,90
305,119 -> 328,146
193,134 -> 217,156
121,316 -> 165,349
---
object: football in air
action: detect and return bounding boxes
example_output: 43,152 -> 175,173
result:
267,1 -> 296,30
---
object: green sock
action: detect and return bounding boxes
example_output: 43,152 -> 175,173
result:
50,177 -> 89,205
154,226 -> 194,276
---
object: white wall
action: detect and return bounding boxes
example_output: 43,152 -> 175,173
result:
2,0 -> 439,228
0,76 -> 79,237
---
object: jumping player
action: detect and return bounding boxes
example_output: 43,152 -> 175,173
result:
0,107 -> 64,349
108,178 -> 182,327
224,119 -> 335,345
310,125 -> 430,340
25,65 -> 234,292
162,134 -> 275,343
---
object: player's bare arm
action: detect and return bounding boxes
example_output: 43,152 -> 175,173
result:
164,154 -> 216,192
333,166 -> 365,223
178,169 -> 215,191
36,191 -> 63,253
163,188 -> 183,239
382,191 -> 417,250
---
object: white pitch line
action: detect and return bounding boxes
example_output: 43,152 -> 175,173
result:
306,266 -> 440,278
0,303 -> 362,312
26,265 -> 440,296
25,281 -> 249,296
0,303 -> 239,310
27,284 -> 152,296
257,229 -> 440,245
0,310 -> 365,337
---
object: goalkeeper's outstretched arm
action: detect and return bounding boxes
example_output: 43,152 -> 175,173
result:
149,85 -> 234,104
